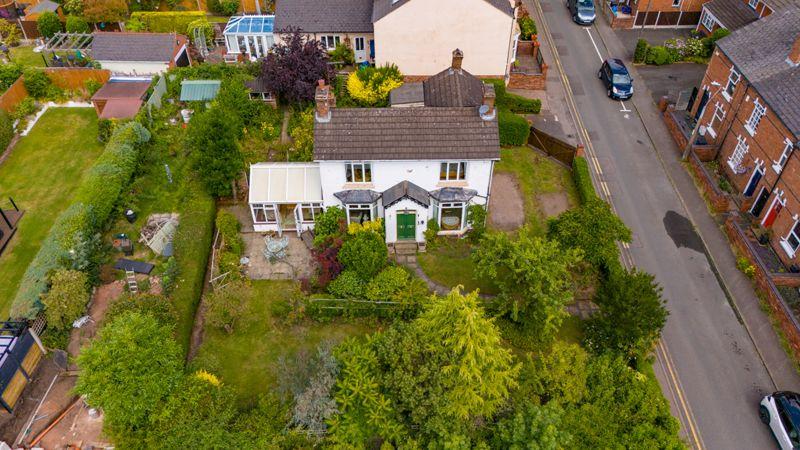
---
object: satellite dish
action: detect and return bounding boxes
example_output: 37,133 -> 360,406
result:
479,105 -> 490,115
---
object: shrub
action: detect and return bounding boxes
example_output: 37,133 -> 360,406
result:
205,281 -> 251,334
347,219 -> 383,237
125,18 -> 147,32
502,93 -> 542,114
572,156 -> 596,203
42,269 -> 88,330
97,118 -> 117,143
160,257 -> 180,296
702,28 -> 730,56
11,97 -> 37,122
328,270 -> 366,299
684,37 -> 704,57
338,232 -> 388,281
0,20 -> 21,46
216,210 -> 243,256
208,0 -> 239,15
129,11 -> 208,34
645,45 -> 670,66
329,43 -> 355,65
37,11 -> 62,39
23,69 -> 52,99
314,238 -> 344,288
424,219 -> 440,244
66,15 -> 90,34
736,257 -> 756,278
365,266 -> 409,302
0,110 -> 13,151
518,16 -> 537,40
84,78 -> 102,97
498,109 -> 530,146
467,204 -> 487,243
633,39 -> 649,63
346,64 -> 403,107
106,293 -> 177,326
288,107 -> 314,162
314,206 -> 346,246
0,63 -> 22,91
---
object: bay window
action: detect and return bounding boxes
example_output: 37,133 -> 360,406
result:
433,201 -> 466,231
346,203 -> 376,224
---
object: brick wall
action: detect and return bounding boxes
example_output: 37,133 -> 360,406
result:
663,105 -> 689,151
507,72 -> 546,89
610,15 -> 635,29
688,151 -> 731,213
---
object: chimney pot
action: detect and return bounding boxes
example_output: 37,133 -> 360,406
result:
315,80 -> 335,123
788,35 -> 800,66
452,49 -> 464,71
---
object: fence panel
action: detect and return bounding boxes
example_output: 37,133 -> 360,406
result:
0,78 -> 28,113
146,75 -> 167,110
43,68 -> 110,90
528,126 -> 577,166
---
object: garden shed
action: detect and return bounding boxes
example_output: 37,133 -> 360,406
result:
0,322 -> 44,413
91,78 -> 152,119
223,15 -> 276,60
91,32 -> 191,76
179,80 -> 221,102
244,75 -> 276,106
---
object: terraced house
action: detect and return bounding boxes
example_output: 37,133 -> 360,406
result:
690,5 -> 800,266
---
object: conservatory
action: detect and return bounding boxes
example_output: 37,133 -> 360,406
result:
223,15 -> 276,60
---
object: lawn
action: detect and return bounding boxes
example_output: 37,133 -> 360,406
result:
0,108 -> 103,316
496,146 -> 579,235
9,46 -> 46,68
417,238 -> 499,295
192,280 -> 375,406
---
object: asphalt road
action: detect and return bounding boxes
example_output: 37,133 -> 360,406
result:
534,2 -> 779,448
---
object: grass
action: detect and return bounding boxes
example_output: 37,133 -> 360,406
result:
0,108 -> 103,316
495,146 -> 579,235
417,238 -> 499,295
9,46 -> 46,68
193,280 -> 375,406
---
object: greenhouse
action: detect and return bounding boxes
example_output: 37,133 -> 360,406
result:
223,15 -> 276,60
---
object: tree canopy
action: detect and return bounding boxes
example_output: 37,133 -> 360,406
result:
83,0 -> 128,23
185,106 -> 242,197
260,28 -> 334,104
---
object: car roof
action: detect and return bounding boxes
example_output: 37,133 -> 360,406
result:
606,58 -> 629,74
777,392 -> 800,430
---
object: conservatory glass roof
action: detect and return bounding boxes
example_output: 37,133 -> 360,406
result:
224,15 -> 275,35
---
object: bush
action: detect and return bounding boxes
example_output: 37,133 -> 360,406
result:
42,269 -> 88,330
37,11 -> 62,39
0,63 -> 22,91
84,78 -> 102,97
288,107 -> 314,162
216,210 -> 243,256
125,17 -> 147,32
346,64 -> 404,107
424,219 -> 440,244
736,257 -> 756,278
0,20 -> 21,46
572,156 -> 596,204
208,0 -> 239,15
160,257 -> 180,296
502,93 -> 542,114
633,39 -> 649,63
314,206 -> 346,246
11,97 -> 36,122
645,46 -> 671,65
518,16 -> 537,40
106,293 -> 177,326
364,266 -> 409,302
97,118 -> 118,143
338,232 -> 388,281
129,11 -> 208,34
66,15 -> 90,34
347,219 -> 383,237
702,28 -> 730,56
328,270 -> 366,299
498,109 -> 530,146
467,204 -> 487,243
23,69 -> 53,99
0,110 -> 13,151
329,43 -> 354,65
684,37 -> 704,57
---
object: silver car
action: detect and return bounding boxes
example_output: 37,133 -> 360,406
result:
761,391 -> 800,449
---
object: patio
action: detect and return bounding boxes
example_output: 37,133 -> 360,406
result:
242,233 -> 316,281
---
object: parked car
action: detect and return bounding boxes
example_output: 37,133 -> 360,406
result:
566,0 -> 596,24
597,58 -> 633,100
760,391 -> 800,449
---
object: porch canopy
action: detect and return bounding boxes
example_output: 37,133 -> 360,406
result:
249,163 -> 323,204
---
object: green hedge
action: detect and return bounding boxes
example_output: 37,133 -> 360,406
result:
498,109 -> 530,146
502,93 -> 542,114
572,156 -> 597,204
130,11 -> 207,34
10,123 -> 152,319
0,110 -> 13,151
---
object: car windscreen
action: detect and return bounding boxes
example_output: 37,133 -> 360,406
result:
612,74 -> 631,85
577,0 -> 594,11
778,395 -> 800,446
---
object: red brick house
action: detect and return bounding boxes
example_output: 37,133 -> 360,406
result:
696,0 -> 793,34
689,5 -> 800,266
609,0 -> 705,29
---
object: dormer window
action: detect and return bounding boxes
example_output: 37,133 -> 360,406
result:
440,162 -> 467,181
345,162 -> 372,183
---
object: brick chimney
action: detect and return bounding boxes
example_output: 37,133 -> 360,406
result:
788,35 -> 800,67
451,49 -> 464,71
314,79 -> 335,123
480,83 -> 496,121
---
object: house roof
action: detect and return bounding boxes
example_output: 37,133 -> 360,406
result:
98,99 -> 144,120
389,82 -> 424,105
763,0 -> 800,12
274,0 -> 374,33
91,80 -> 151,101
223,15 -> 275,35
248,163 -> 323,204
704,0 -> 758,31
179,80 -> 221,102
383,181 -> 430,207
334,189 -> 382,204
423,67 -> 486,107
717,5 -> 800,139
245,75 -> 272,93
92,32 -> 180,62
430,187 -> 478,202
313,107 -> 500,161
372,0 -> 513,22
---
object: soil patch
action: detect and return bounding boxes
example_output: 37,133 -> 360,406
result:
67,280 -> 125,370
537,192 -> 570,218
488,172 -> 525,231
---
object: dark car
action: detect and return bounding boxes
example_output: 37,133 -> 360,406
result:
566,0 -> 596,24
597,58 -> 633,100
761,391 -> 800,449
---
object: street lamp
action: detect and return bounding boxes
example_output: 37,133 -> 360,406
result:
682,81 -> 722,161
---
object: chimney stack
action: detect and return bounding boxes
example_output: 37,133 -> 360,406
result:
315,79 -> 335,123
788,35 -> 800,67
451,49 -> 464,71
480,83 -> 496,121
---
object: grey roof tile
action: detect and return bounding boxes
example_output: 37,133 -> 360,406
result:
92,32 -> 179,62
334,189 -> 382,203
275,0 -> 374,33
372,0 -> 513,22
383,180 -> 430,207
423,67 -> 486,107
704,0 -> 758,31
430,187 -> 478,202
717,5 -> 800,139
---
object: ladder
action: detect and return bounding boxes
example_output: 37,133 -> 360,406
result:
126,270 -> 138,294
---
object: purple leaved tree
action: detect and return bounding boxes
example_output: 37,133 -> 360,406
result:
261,28 -> 335,104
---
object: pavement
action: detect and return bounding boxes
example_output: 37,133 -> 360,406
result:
526,0 -> 800,448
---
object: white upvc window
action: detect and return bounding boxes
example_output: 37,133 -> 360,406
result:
701,10 -> 716,30
354,37 -> 365,51
251,203 -> 278,224
438,202 -> 467,231
781,220 -> 800,258
299,203 -> 324,223
723,67 -> 740,101
744,99 -> 766,136
346,203 -> 376,224
728,135 -> 749,172
345,162 -> 372,183
774,139 -> 794,174
672,0 -> 681,6
707,102 -> 725,137
320,35 -> 340,50
440,161 -> 467,181
748,0 -> 758,9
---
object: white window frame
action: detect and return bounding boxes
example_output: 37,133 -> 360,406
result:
437,202 -> 467,231
346,203 -> 376,225
782,219 -> 800,258
774,139 -> 793,174
354,37 -> 365,51
707,101 -> 725,137
728,135 -> 749,172
744,99 -> 766,136
299,203 -> 323,224
723,67 -> 740,102
320,35 -> 341,50
701,10 -> 716,30
748,0 -> 758,9
251,203 -> 278,224
672,0 -> 681,7
345,162 -> 372,183
439,161 -> 468,181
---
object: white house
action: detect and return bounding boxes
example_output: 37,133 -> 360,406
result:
91,32 -> 191,76
248,52 -> 501,245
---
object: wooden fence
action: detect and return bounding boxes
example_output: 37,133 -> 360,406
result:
527,126 -> 578,166
0,78 -> 28,113
0,68 -> 111,113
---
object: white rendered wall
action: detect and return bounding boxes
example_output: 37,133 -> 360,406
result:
97,61 -> 169,76
384,198 -> 429,243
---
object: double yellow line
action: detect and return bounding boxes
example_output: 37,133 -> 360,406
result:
530,2 -> 704,448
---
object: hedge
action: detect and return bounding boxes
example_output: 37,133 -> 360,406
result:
10,123 -> 152,319
130,11 -> 207,34
572,156 -> 597,204
498,109 -> 530,146
484,78 -> 541,113
0,110 -> 13,151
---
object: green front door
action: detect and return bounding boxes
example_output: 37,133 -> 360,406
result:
397,213 -> 416,240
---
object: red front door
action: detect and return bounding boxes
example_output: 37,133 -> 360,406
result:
763,199 -> 783,228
